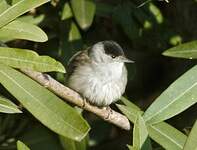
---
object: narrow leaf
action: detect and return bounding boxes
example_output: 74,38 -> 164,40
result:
0,96 -> 22,113
163,40 -> 197,59
17,141 -> 30,150
127,145 -> 138,150
184,121 -> 197,150
133,116 -> 152,150
0,0 -> 10,14
143,65 -> 197,124
0,20 -> 48,42
0,0 -> 50,28
71,0 -> 95,30
0,47 -> 65,73
118,98 -> 187,149
148,122 -> 187,150
0,64 -> 90,141
60,135 -> 88,150
116,104 -> 143,123
61,2 -> 73,20
17,15 -> 45,25
148,3 -> 163,24
68,22 -> 81,42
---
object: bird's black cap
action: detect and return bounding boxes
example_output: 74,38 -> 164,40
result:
102,41 -> 125,57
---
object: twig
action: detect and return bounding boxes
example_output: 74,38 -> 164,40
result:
21,69 -> 131,130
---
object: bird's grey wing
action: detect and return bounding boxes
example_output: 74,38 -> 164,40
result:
67,49 -> 90,76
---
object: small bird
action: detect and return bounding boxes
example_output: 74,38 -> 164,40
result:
67,41 -> 133,107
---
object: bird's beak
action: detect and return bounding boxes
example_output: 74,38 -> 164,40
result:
120,56 -> 134,63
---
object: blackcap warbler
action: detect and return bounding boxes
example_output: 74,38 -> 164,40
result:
67,41 -> 133,106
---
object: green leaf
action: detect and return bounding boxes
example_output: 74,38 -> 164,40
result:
17,141 -> 30,150
169,35 -> 182,46
127,145 -> 137,150
143,65 -> 197,124
148,3 -> 163,24
68,21 -> 82,42
133,116 -> 152,150
70,0 -> 96,30
61,2 -> 73,20
118,97 -> 187,149
0,20 -> 48,42
148,122 -> 187,150
0,0 -> 50,28
17,14 -> 45,25
0,47 -> 65,73
184,121 -> 197,150
0,96 -> 22,113
59,135 -> 88,150
163,40 -> 197,59
0,64 -> 90,141
0,0 -> 10,14
116,104 -> 143,123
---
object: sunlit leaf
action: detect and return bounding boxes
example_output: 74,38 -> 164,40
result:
11,0 -> 23,5
0,96 -> 22,113
61,2 -> 73,20
0,64 -> 90,141
0,0 -> 50,28
17,141 -> 30,150
17,14 -> 45,25
148,3 -> 163,24
71,0 -> 95,30
184,121 -> 197,150
68,22 -> 81,42
133,116 -> 152,150
60,135 -> 88,150
118,98 -> 187,149
163,40 -> 197,59
143,65 -> 197,124
0,0 -> 10,14
169,35 -> 182,46
116,104 -> 143,123
148,122 -> 187,150
0,47 -> 65,73
127,145 -> 137,150
0,20 -> 48,42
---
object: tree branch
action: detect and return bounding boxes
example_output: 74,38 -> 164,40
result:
21,69 -> 131,130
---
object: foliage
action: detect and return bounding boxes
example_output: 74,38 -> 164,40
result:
17,141 -> 30,150
0,0 -> 196,150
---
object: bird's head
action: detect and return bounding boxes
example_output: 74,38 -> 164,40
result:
89,41 -> 133,64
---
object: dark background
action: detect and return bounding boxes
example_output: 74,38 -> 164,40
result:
1,0 -> 197,149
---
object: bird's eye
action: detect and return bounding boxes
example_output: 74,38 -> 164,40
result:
111,55 -> 116,58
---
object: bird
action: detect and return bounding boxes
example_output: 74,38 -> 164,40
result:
67,41 -> 133,107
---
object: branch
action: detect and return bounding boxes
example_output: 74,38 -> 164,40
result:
21,69 -> 130,130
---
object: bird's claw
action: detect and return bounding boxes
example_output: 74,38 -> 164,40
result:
103,106 -> 113,120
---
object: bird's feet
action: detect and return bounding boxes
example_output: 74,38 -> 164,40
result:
102,106 -> 113,120
81,97 -> 87,108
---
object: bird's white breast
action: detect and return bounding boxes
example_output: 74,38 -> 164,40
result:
68,62 -> 127,106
